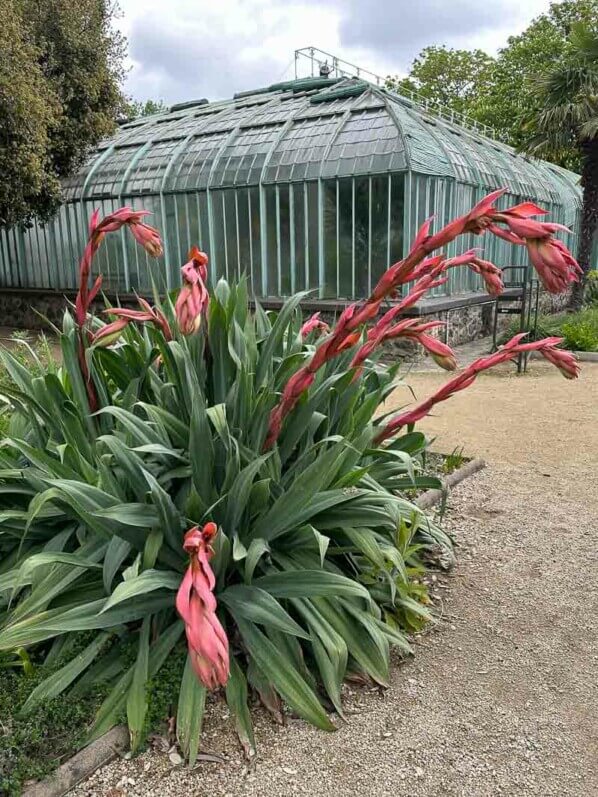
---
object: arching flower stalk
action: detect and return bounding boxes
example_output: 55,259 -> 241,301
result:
263,188 -> 580,451
176,523 -> 229,689
103,298 -> 173,341
175,247 -> 210,335
75,208 -> 163,409
374,334 -> 579,444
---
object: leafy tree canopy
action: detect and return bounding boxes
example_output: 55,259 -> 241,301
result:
386,0 -> 598,166
386,46 -> 494,120
122,98 -> 169,122
0,0 -> 125,227
476,0 -> 598,162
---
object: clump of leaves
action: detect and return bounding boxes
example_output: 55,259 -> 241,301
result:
441,447 -> 467,475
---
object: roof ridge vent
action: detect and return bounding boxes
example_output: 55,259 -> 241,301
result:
170,98 -> 209,112
310,77 -> 368,104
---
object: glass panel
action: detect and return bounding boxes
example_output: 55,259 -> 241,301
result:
265,186 -> 277,296
237,189 -> 250,283
184,193 -> 201,255
125,140 -> 181,194
278,185 -> 291,296
249,187 -> 262,296
210,190 -> 226,283
306,182 -> 319,293
323,180 -> 337,297
292,183 -> 305,292
174,194 -> 190,265
354,177 -> 369,298
224,190 -> 238,281
338,178 -> 353,298
389,174 -> 405,265
198,193 -> 210,256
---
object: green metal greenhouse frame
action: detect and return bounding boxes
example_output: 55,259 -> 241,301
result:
0,74 -> 583,302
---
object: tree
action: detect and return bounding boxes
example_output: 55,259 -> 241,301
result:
523,24 -> 598,308
475,0 -> 598,161
0,0 -> 125,227
386,46 -> 494,120
122,98 -> 168,122
0,1 -> 60,226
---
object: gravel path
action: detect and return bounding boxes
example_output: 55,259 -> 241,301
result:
72,361 -> 598,797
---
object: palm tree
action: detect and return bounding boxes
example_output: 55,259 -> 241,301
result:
524,23 -> 598,309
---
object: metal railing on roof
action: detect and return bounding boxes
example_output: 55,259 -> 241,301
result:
294,46 -> 499,141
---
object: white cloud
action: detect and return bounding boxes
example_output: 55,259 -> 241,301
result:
114,0 -> 553,104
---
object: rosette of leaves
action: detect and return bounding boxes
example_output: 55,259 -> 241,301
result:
0,278 -> 447,761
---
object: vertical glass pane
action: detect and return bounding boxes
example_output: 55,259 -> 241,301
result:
265,185 -> 277,296
210,190 -> 226,284
323,179 -> 337,297
389,174 -> 405,266
293,183 -> 305,292
174,194 -> 190,265
237,189 -> 250,283
162,194 -> 179,290
306,182 -> 319,292
185,194 -> 201,255
249,187 -> 261,296
198,193 -> 210,255
371,175 -> 389,290
338,178 -> 353,298
279,185 -> 291,296
354,177 -> 369,298
224,190 -> 238,281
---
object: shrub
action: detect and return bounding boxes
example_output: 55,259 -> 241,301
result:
560,307 -> 598,351
0,192 -> 580,764
584,269 -> 598,306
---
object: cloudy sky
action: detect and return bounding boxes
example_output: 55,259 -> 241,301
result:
115,0 -> 555,105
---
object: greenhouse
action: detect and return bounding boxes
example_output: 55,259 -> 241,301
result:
0,75 -> 583,302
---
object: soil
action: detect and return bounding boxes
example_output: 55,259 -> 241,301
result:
71,359 -> 598,797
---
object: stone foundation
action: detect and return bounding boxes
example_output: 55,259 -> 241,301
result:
0,287 -> 571,347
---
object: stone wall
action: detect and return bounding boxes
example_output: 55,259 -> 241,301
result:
0,286 -> 571,347
0,290 -> 140,331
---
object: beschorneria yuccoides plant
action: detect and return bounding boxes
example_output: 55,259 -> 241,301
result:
74,190 -> 580,692
0,188 -> 580,761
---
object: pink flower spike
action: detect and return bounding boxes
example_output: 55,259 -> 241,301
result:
487,223 -> 525,246
443,249 -> 478,268
414,333 -> 457,371
504,201 -> 548,218
88,209 -> 101,236
88,275 -> 103,306
130,221 -> 163,258
412,216 -> 434,250
301,312 -> 330,338
467,188 -> 507,221
540,347 -> 579,379
105,307 -> 154,322
175,247 -> 210,335
470,188 -> 507,214
176,523 -> 229,689
90,318 -> 129,347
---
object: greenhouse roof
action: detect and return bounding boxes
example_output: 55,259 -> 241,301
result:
62,76 -> 581,209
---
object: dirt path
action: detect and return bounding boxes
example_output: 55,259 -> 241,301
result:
73,362 -> 598,797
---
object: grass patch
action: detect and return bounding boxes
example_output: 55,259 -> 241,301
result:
0,331 -> 58,437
